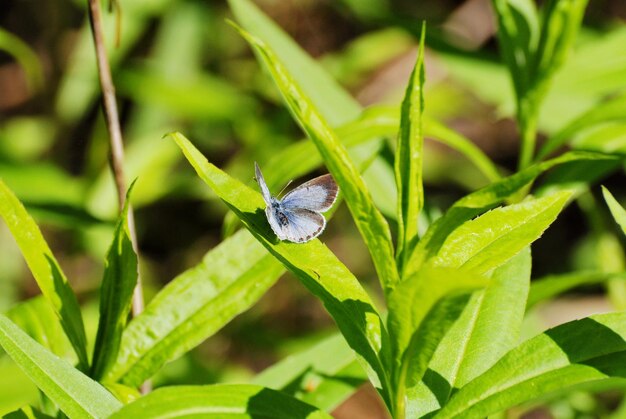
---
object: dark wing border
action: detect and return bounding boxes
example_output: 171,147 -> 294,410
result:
281,174 -> 339,213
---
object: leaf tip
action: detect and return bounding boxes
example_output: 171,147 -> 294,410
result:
419,21 -> 426,47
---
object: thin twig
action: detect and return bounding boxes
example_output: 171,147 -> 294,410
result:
87,0 -> 149,391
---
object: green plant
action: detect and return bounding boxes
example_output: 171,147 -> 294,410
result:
2,0 -> 626,417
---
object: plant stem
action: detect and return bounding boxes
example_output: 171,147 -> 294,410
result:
517,99 -> 538,171
87,0 -> 148,391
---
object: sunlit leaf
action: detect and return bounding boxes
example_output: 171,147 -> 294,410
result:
388,266 -> 488,415
91,184 -> 138,380
0,180 -> 88,369
228,0 -> 359,126
603,186 -> 626,237
407,151 -> 617,274
0,315 -> 121,418
230,23 -> 399,292
109,384 -> 332,418
432,191 -> 570,274
528,270 -> 626,309
395,24 -> 426,271
170,132 -> 392,405
228,0 -> 397,228
408,249 -> 531,417
106,229 -> 283,387
7,297 -> 71,357
2,405 -> 54,419
537,93 -> 626,160
253,333 -> 365,411
436,312 -> 626,418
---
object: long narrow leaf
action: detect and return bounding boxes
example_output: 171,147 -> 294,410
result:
227,0 -> 359,126
424,118 -> 500,183
530,0 -> 588,96
387,267 -> 488,416
230,24 -> 400,293
256,105 -> 501,206
7,297 -> 71,357
106,229 -> 283,387
432,191 -> 570,274
0,180 -> 88,369
0,315 -> 121,419
2,405 -> 55,419
170,132 -> 392,404
449,248 -> 531,385
536,93 -> 626,160
395,24 -> 426,272
256,107 -> 395,205
228,0 -> 398,224
603,186 -> 626,236
253,333 -> 365,411
406,151 -> 617,276
109,384 -> 332,418
436,312 -> 626,418
409,248 -> 531,417
91,184 -> 138,380
491,0 -> 539,98
528,271 -> 626,309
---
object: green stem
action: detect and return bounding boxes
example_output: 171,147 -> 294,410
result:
392,361 -> 408,419
517,99 -> 538,171
394,387 -> 406,419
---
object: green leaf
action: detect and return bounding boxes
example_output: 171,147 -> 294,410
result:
220,106 -> 391,235
431,191 -> 570,274
571,122 -> 626,154
530,0 -> 588,97
387,267 -> 488,416
436,312 -> 626,418
602,186 -> 626,237
230,23 -> 400,293
395,24 -> 426,271
91,183 -> 139,380
235,104 -> 500,228
537,93 -> 626,160
170,132 -> 392,405
424,118 -> 500,183
117,66 -> 256,121
528,271 -> 626,309
0,180 -> 88,370
409,248 -> 531,417
406,151 -> 616,275
7,297 -> 71,357
228,0 -> 397,228
443,247 -> 531,385
491,0 -> 539,98
253,333 -> 365,411
0,356 -> 39,415
492,0 -> 588,168
0,28 -> 44,92
249,106 -> 394,205
535,157 -> 622,200
2,405 -> 55,419
227,0 -> 360,126
0,315 -> 122,418
106,229 -> 283,387
109,384 -> 333,418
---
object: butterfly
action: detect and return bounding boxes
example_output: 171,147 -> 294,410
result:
255,162 -> 339,243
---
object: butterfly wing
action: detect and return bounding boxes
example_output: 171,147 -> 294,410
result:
281,174 -> 339,213
255,162 -> 273,205
266,206 -> 326,243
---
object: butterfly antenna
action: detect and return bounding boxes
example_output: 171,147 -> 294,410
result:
277,180 -> 293,197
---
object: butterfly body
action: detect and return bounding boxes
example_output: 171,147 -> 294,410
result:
255,162 -> 338,243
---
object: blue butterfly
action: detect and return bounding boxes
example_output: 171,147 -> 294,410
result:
255,162 -> 339,243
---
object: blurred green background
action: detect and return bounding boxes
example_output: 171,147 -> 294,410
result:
1,0 -> 626,416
